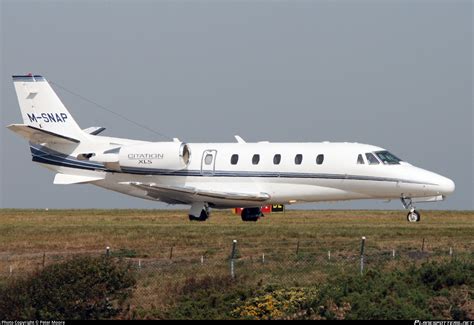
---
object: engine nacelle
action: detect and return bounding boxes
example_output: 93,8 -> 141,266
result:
118,142 -> 191,171
78,142 -> 191,172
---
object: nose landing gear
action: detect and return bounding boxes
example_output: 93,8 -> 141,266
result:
406,209 -> 421,223
401,197 -> 421,223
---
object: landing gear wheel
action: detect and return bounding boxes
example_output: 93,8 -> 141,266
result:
401,197 -> 421,223
241,216 -> 259,222
241,207 -> 263,222
188,203 -> 210,222
189,209 -> 209,222
407,210 -> 421,223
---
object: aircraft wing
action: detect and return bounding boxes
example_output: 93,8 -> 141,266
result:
121,182 -> 271,204
54,173 -> 105,184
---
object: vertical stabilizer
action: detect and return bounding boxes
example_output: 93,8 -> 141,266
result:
12,74 -> 85,140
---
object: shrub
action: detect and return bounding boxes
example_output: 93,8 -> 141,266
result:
165,275 -> 255,320
232,287 -> 321,320
0,256 -> 136,320
126,259 -> 474,320
231,259 -> 473,320
322,259 -> 474,320
419,260 -> 474,290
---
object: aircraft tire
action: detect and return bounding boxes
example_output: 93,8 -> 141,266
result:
189,208 -> 209,221
407,210 -> 421,223
241,208 -> 262,222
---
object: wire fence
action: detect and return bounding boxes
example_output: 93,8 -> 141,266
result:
1,238 -> 472,282
1,237 -> 472,320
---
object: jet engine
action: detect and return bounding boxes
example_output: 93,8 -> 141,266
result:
119,142 -> 190,170
78,142 -> 191,172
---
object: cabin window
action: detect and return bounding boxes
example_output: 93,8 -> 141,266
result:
295,154 -> 303,165
357,154 -> 365,164
316,154 -> 324,165
374,150 -> 402,165
365,153 -> 380,165
230,154 -> 239,165
204,154 -> 213,165
273,154 -> 281,165
252,154 -> 260,165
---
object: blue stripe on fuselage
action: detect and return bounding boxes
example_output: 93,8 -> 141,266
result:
30,145 -> 105,170
29,145 -> 436,185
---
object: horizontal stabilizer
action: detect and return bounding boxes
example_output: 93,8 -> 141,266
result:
83,126 -> 106,135
7,124 -> 80,144
54,173 -> 105,184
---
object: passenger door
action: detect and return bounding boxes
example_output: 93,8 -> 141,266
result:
201,150 -> 217,176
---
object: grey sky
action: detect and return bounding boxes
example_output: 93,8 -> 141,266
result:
1,0 -> 472,210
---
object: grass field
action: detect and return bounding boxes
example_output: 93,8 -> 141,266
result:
1,209 -> 472,256
1,209 -> 472,280
0,209 -> 472,319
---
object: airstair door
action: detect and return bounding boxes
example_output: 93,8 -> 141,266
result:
201,150 -> 217,176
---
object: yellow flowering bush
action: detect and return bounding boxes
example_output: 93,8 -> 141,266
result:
232,288 -> 319,320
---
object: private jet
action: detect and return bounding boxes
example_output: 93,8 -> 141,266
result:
7,74 -> 455,222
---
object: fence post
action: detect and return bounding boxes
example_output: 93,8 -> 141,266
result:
449,247 -> 453,259
42,252 -> 46,269
169,246 -> 174,260
421,238 -> 425,252
230,240 -> 237,279
296,240 -> 300,256
9,265 -> 12,277
392,249 -> 396,259
328,250 -> 331,261
360,237 -> 366,275
201,255 -> 204,265
106,246 -> 110,257
262,253 -> 265,264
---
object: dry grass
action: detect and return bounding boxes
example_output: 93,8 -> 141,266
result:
0,209 -> 472,256
1,209 -> 472,277
1,209 -> 472,317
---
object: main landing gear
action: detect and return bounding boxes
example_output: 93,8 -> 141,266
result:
241,207 -> 264,222
401,197 -> 421,223
188,204 -> 264,222
188,202 -> 210,221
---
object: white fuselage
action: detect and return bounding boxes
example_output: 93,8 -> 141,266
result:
9,74 -> 455,213
32,136 -> 455,209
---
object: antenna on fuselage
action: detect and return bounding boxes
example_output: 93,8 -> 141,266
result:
234,135 -> 246,144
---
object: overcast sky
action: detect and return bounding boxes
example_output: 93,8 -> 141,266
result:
1,0 -> 472,210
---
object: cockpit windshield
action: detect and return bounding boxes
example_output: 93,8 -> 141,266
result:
374,151 -> 402,165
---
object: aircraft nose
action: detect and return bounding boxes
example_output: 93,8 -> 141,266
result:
436,175 -> 455,195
